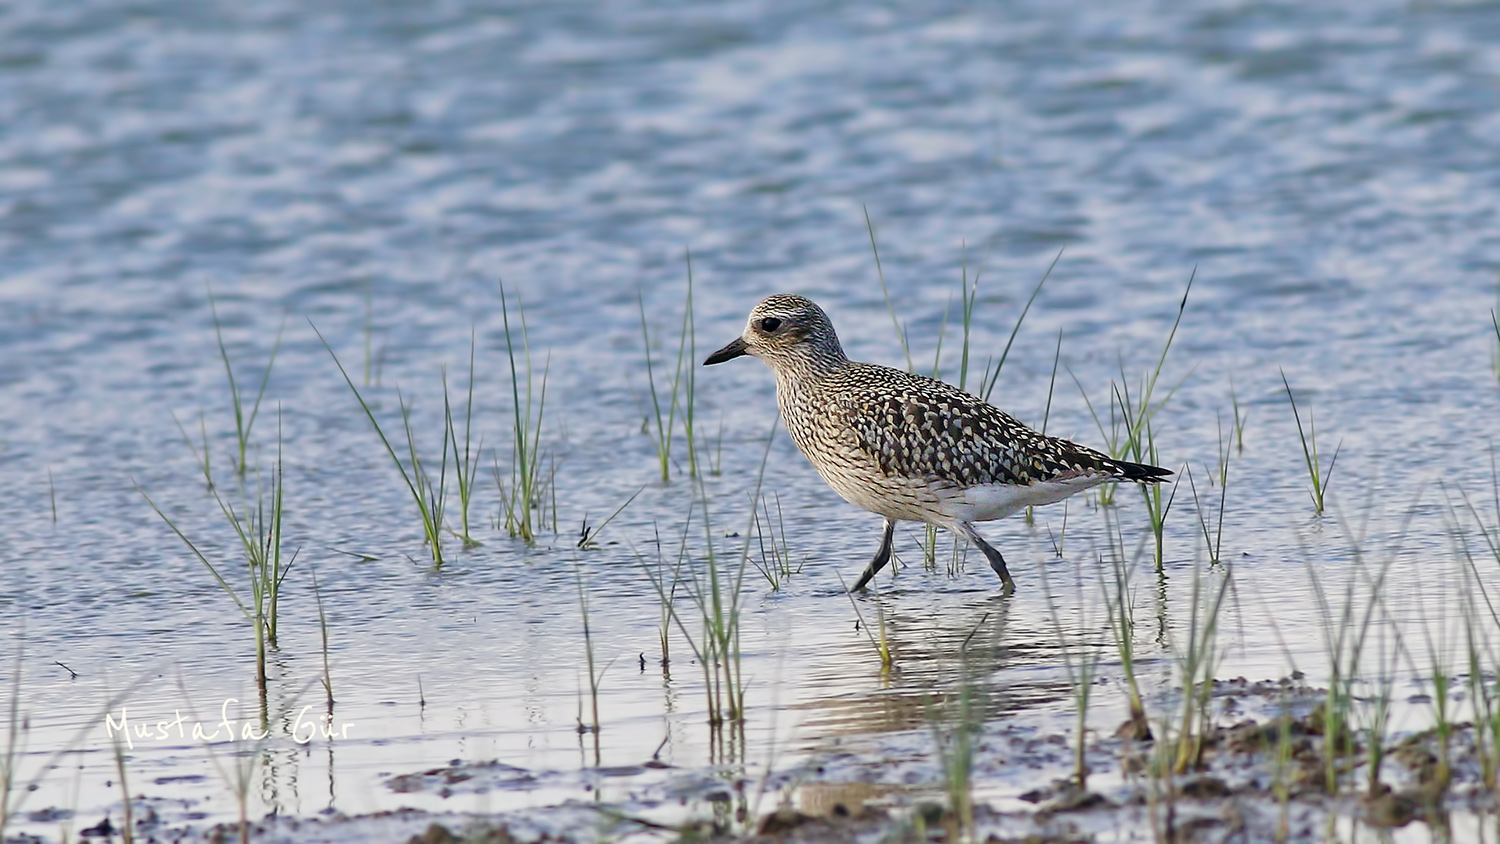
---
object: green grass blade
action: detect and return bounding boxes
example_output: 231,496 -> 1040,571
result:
980,248 -> 1059,402
864,205 -> 912,372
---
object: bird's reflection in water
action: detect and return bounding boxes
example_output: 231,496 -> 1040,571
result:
790,590 -> 1077,742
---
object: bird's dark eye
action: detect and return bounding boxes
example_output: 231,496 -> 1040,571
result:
759,317 -> 782,332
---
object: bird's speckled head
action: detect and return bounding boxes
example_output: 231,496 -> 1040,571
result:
703,294 -> 848,374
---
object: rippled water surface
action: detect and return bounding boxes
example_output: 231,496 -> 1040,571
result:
3,0 -> 1500,839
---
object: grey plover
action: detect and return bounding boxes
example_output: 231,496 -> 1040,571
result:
704,294 -> 1170,594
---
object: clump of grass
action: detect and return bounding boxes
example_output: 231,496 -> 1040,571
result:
1451,456 -> 1500,789
1099,510 -> 1150,740
495,281 -> 551,542
1301,509 -> 1402,794
1163,556 -> 1231,775
1135,417 -> 1179,570
638,257 -> 699,482
645,490 -> 748,725
315,323 -> 451,567
1040,558 -> 1103,790
1270,694 -> 1295,841
1127,277 -> 1191,566
932,689 -> 977,844
1140,551 -> 1229,844
140,417 -> 295,691
926,630 -> 990,843
642,424 -> 774,725
1361,609 -> 1401,798
1280,369 -> 1341,515
641,523 -> 687,671
1412,578 -> 1457,794
1075,271 -> 1192,523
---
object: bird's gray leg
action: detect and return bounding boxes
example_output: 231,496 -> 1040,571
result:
955,521 -> 1016,595
850,518 -> 897,592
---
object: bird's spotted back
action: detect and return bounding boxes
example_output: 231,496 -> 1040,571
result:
817,363 -> 1121,488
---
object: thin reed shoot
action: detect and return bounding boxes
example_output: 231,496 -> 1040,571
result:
864,206 -> 912,372
171,410 -> 214,491
749,491 -> 800,590
209,294 -> 283,478
311,563 -> 335,710
577,486 -> 643,550
362,280 -> 375,386
1229,375 -> 1248,453
1187,413 -> 1232,565
496,281 -> 551,542
1026,329 -> 1066,528
839,575 -> 893,674
1135,415 -> 1178,570
979,249 -> 1058,403
1491,308 -> 1499,381
444,330 -> 483,548
575,567 -> 606,737
637,261 -> 698,481
0,646 -> 22,840
315,322 -> 450,567
1280,369 -> 1341,515
110,722 -> 135,844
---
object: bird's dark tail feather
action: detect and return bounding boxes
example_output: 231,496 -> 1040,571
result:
1111,458 -> 1173,483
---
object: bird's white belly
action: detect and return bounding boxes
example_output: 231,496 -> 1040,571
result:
950,475 -> 1112,523
813,457 -> 1111,527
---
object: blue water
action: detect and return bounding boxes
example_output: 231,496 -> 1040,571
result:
3,0 -> 1499,839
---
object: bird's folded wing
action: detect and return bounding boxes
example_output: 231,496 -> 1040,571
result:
839,381 -> 1118,488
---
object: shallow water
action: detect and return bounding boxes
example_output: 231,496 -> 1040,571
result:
3,0 -> 1500,839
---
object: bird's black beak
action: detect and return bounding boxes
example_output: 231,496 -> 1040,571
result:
703,337 -> 749,365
